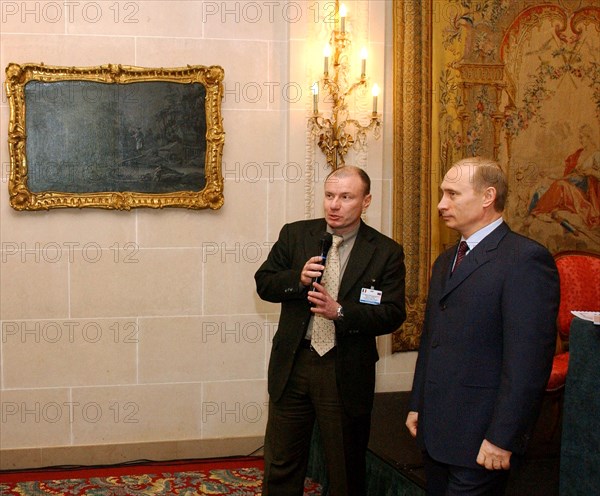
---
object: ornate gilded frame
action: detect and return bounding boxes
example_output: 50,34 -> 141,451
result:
392,0 -> 434,352
5,63 -> 225,211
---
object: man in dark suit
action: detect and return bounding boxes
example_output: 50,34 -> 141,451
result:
406,157 -> 560,495
256,165 -> 406,496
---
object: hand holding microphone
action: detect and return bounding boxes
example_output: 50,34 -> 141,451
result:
312,232 -> 333,285
300,232 -> 333,287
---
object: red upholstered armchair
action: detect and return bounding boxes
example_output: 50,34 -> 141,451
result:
546,251 -> 600,392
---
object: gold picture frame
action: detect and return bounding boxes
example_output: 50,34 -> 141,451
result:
391,0 -> 434,352
5,63 -> 225,211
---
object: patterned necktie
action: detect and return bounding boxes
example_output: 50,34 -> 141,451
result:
452,241 -> 469,273
311,234 -> 343,356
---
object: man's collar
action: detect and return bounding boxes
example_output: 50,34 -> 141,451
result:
461,217 -> 504,250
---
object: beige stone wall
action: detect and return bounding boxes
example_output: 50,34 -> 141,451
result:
0,0 -> 417,468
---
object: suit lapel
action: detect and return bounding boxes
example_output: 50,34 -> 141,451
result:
339,222 -> 375,299
303,220 -> 329,263
441,223 -> 510,301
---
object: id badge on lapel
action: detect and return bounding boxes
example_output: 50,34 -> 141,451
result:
360,287 -> 382,305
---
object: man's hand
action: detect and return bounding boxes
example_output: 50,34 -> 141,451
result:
476,439 -> 512,470
300,256 -> 325,287
308,282 -> 339,320
405,411 -> 418,438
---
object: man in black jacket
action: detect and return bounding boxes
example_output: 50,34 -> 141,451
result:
255,165 -> 406,495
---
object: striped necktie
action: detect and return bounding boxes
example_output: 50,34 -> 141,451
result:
452,241 -> 469,273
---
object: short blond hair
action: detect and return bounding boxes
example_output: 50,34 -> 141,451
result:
454,157 -> 508,212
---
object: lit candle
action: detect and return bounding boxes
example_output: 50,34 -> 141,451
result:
311,82 -> 319,113
323,44 -> 331,76
360,47 -> 368,78
372,84 -> 380,114
339,3 -> 347,33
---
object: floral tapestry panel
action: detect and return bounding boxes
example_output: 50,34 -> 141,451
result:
501,5 -> 600,252
434,0 -> 600,254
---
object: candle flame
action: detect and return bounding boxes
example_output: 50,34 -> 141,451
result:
372,84 -> 380,97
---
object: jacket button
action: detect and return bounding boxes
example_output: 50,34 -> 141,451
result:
440,304 -> 447,310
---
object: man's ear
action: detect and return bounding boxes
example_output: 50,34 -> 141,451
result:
362,194 -> 372,212
482,187 -> 497,208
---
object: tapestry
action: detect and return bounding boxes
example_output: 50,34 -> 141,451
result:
434,0 -> 600,254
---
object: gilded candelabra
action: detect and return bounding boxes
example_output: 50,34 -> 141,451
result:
308,3 -> 381,169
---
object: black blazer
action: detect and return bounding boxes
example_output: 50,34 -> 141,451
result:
255,218 -> 406,416
409,222 -> 559,468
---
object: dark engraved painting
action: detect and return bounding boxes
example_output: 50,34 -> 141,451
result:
25,80 -> 207,194
5,63 -> 224,211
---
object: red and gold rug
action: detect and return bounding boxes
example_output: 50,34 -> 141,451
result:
0,457 -> 323,495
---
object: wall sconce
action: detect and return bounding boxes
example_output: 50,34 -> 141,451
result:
308,2 -> 381,169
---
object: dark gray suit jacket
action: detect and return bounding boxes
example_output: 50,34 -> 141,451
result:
409,222 -> 559,468
255,218 -> 406,416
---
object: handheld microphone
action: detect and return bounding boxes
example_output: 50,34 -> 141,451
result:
312,232 -> 333,285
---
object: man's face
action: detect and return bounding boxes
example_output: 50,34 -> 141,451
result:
438,164 -> 487,238
324,172 -> 371,234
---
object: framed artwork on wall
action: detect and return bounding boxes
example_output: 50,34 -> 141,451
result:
432,1 -> 600,254
5,63 -> 225,211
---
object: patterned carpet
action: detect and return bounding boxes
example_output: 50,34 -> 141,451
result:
0,458 -> 323,495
